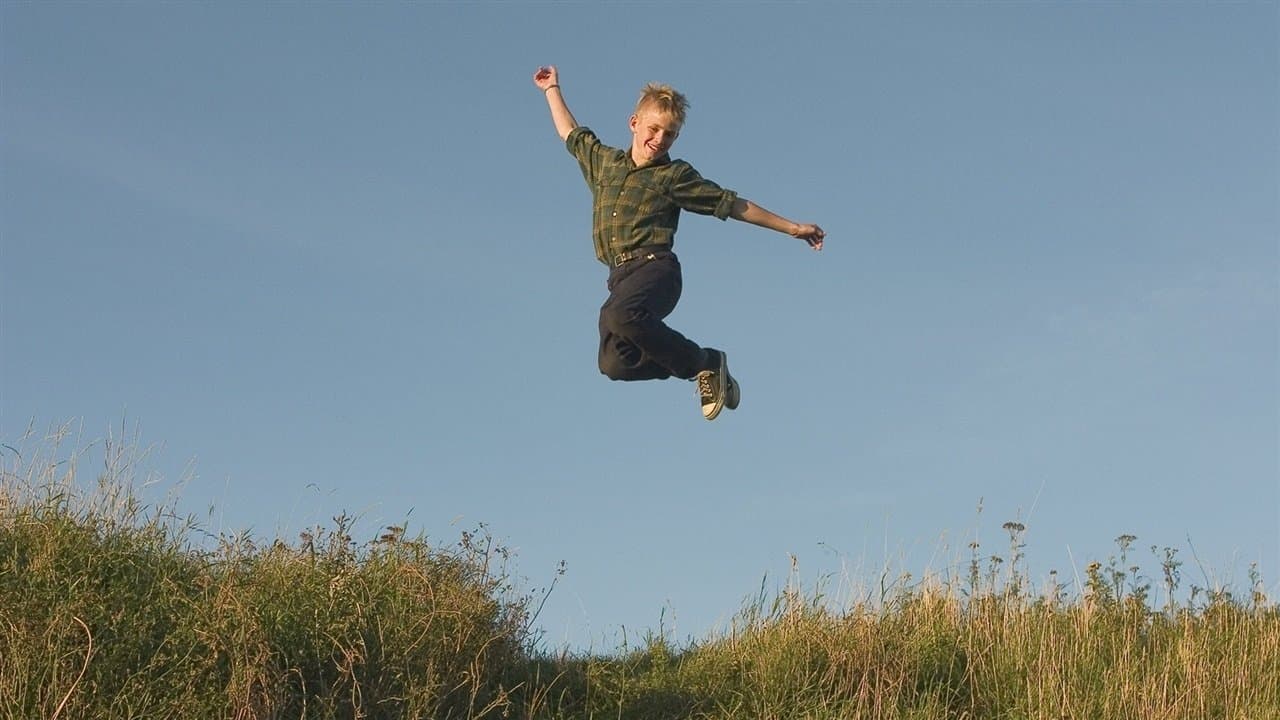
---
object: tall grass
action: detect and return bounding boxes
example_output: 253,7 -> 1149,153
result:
550,572 -> 1279,719
2,425 -> 1277,719
1,425 -> 533,719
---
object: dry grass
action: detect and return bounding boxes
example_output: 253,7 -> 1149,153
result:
2,423 -> 1276,719
1,423 -> 533,719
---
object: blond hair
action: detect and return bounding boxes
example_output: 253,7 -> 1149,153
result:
635,83 -> 689,126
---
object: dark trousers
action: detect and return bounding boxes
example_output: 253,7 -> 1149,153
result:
598,251 -> 709,381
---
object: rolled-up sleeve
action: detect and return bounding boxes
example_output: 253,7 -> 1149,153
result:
669,161 -> 738,220
566,126 -> 602,185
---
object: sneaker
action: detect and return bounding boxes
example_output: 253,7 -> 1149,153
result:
695,350 -> 729,421
725,373 -> 740,411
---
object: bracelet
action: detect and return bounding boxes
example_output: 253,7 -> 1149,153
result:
544,84 -> 560,92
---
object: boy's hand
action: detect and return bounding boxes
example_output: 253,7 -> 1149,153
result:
791,223 -> 825,251
533,65 -> 560,91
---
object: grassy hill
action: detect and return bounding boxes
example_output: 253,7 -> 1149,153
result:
3,434 -> 1276,719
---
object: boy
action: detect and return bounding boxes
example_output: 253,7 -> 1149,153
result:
534,65 -> 825,421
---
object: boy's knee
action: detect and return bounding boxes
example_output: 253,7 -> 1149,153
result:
599,356 -> 629,381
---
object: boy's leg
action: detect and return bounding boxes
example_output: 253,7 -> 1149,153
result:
598,253 -> 711,382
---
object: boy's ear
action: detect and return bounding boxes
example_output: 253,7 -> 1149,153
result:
627,114 -> 638,131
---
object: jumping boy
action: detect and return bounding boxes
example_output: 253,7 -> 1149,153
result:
534,65 -> 825,420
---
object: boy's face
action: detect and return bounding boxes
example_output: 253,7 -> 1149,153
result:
628,105 -> 681,166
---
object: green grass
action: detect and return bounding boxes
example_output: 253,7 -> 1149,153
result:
2,428 -> 1277,719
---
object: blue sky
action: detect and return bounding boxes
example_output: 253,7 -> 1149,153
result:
3,2 -> 1276,650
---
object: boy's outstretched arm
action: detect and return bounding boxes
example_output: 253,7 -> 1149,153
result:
730,198 -> 826,251
533,65 -> 578,141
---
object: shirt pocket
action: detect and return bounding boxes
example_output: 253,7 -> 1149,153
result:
623,176 -> 676,220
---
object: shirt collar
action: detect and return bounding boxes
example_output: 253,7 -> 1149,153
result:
626,149 -> 672,170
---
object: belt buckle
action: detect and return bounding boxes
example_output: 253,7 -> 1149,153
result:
613,253 -> 629,267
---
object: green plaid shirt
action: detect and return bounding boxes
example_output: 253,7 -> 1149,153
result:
566,126 -> 738,265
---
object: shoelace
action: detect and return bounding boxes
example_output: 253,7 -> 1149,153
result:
696,372 -> 716,401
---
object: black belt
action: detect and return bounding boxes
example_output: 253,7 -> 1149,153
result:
611,245 -> 672,267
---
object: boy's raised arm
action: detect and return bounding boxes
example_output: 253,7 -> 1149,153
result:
533,66 -> 579,141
